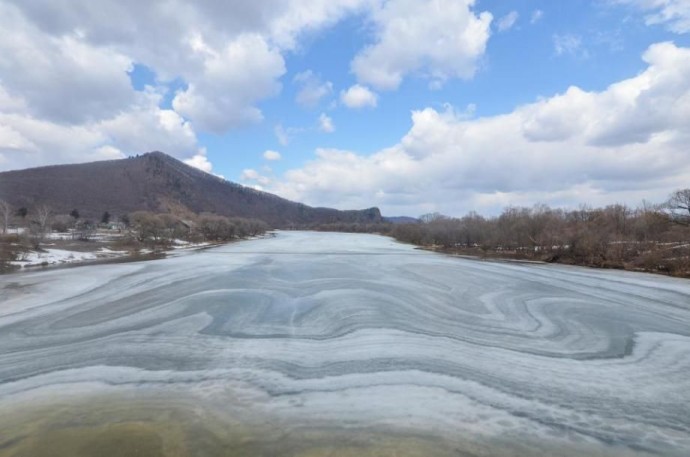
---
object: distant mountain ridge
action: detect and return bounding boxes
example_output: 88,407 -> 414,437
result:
385,216 -> 420,224
0,151 -> 382,227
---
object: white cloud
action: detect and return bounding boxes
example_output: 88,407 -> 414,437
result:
171,33 -> 285,133
274,124 -> 290,146
0,111 -> 122,170
340,84 -> 378,108
294,70 -> 333,108
0,0 -> 495,172
184,149 -> 214,173
497,11 -> 519,32
263,150 -> 282,161
553,34 -> 588,58
0,3 -> 135,124
241,168 -> 271,186
4,0 -> 383,130
0,124 -> 34,155
351,0 -> 492,90
2,0 -> 434,173
99,90 -> 198,157
262,0 -> 374,49
8,0 -> 374,66
273,123 -> 307,146
318,113 -> 335,133
241,168 -> 260,180
613,0 -> 690,33
0,86 -> 202,171
531,9 -> 544,24
0,86 -> 27,115
270,42 -> 690,216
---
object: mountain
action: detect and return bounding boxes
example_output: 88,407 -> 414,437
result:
0,152 -> 382,227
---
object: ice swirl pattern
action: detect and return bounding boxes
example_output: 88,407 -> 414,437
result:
1,231 -> 689,457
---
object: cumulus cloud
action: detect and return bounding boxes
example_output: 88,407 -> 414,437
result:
261,0 -> 373,49
340,84 -> 378,108
171,33 -> 285,133
0,86 -> 203,171
0,0 -> 377,171
318,113 -> 335,132
294,70 -> 333,108
183,149 -> 214,173
351,0 -> 492,90
0,0 -> 499,172
497,11 -> 519,32
613,0 -> 690,33
3,2 -> 286,133
263,150 -> 282,161
269,42 -> 690,216
99,90 -> 198,157
0,3 -> 135,124
0,113 -> 113,171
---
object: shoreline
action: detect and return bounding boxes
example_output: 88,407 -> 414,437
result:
412,243 -> 690,279
1,233 -> 275,275
7,230 -> 687,280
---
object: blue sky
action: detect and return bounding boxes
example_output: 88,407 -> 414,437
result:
1,0 -> 690,216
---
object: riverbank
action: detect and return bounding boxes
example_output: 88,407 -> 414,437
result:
0,232 -> 274,274
407,243 -> 690,279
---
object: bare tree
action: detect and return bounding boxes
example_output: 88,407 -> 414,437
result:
51,214 -> 72,233
419,212 -> 447,223
75,220 -> 96,241
197,214 -> 235,241
34,204 -> 52,240
0,200 -> 10,234
667,189 -> 690,225
129,211 -> 166,243
21,204 -> 53,249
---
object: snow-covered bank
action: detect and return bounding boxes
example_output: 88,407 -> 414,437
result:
10,247 -> 129,268
4,235 -> 273,272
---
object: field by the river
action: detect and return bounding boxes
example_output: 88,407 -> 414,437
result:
1,231 -> 689,457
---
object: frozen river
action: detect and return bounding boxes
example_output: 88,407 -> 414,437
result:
1,231 -> 689,457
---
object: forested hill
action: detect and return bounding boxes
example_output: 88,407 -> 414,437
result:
0,151 -> 382,227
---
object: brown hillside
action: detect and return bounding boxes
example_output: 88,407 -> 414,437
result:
0,151 -> 382,227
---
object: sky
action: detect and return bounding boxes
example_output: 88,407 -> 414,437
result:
1,0 -> 690,217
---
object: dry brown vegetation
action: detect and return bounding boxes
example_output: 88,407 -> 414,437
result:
126,211 -> 269,245
389,191 -> 690,278
0,204 -> 270,273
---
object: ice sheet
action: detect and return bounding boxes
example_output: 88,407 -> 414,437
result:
1,231 -> 689,456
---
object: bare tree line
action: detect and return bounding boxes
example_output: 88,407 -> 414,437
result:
126,211 -> 269,244
0,201 -> 269,242
390,190 -> 690,277
0,201 -> 56,247
3,189 -> 690,276
0,202 -> 270,272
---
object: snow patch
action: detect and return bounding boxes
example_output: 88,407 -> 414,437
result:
10,247 -> 128,268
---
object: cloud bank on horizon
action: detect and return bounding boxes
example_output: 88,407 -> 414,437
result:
0,0 -> 689,216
